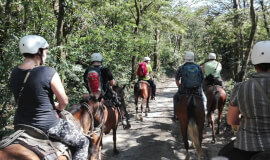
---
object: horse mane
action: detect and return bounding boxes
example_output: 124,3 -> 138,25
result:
67,104 -> 82,114
205,74 -> 216,86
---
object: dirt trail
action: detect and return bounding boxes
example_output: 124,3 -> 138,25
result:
102,78 -> 233,160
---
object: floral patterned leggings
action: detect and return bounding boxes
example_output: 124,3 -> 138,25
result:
47,119 -> 89,160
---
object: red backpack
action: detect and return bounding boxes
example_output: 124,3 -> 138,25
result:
87,67 -> 103,99
137,62 -> 148,77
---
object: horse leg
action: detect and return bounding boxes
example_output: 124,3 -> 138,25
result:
112,128 -> 119,154
146,95 -> 150,113
210,113 -> 216,143
140,100 -> 144,121
135,96 -> 140,121
182,129 -> 190,160
216,104 -> 224,135
145,97 -> 149,117
178,111 -> 190,160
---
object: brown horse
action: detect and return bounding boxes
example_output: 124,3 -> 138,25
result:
102,85 -> 131,154
71,99 -> 105,160
0,99 -> 103,160
175,94 -> 205,160
205,85 -> 226,143
134,80 -> 151,121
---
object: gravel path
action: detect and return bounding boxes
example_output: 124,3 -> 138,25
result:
102,78 -> 233,160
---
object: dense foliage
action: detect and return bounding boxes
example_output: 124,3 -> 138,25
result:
0,0 -> 269,137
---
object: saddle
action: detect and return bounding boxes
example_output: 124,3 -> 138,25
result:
0,110 -> 84,160
136,80 -> 150,89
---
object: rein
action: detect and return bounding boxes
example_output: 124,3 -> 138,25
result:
81,101 -> 105,139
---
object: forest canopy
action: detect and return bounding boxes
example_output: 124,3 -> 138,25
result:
0,0 -> 269,137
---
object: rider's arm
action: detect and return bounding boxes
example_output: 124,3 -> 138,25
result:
176,80 -> 180,87
106,68 -> 115,86
175,66 -> 182,87
227,103 -> 240,125
51,72 -> 68,111
202,64 -> 205,73
109,79 -> 115,86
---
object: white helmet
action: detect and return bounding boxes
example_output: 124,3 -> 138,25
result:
184,51 -> 194,62
208,53 -> 216,60
19,35 -> 49,54
143,57 -> 151,62
91,53 -> 103,62
251,41 -> 270,65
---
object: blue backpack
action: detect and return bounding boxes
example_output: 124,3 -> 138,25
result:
182,63 -> 202,88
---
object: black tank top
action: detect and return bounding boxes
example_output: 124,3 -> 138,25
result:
10,66 -> 59,132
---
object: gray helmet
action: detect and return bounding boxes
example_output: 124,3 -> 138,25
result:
19,35 -> 49,54
208,53 -> 216,60
184,51 -> 194,62
91,53 -> 103,62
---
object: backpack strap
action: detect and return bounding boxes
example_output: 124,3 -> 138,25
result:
252,78 -> 270,105
214,62 -> 219,71
17,70 -> 31,105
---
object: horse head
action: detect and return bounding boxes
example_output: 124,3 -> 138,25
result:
113,84 -> 131,129
70,98 -> 105,160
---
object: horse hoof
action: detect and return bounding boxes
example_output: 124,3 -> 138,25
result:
211,139 -> 216,144
114,149 -> 119,155
123,124 -> 131,130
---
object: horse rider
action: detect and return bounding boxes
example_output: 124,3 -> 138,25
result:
202,52 -> 224,89
218,41 -> 270,160
138,57 -> 156,100
10,35 -> 89,160
83,53 -> 128,120
173,51 -> 207,119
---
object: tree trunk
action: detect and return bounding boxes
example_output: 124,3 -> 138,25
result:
22,0 -> 29,31
232,0 -> 242,81
56,0 -> 65,62
130,0 -> 140,82
153,29 -> 160,71
0,0 -> 12,61
238,0 -> 257,81
260,0 -> 270,39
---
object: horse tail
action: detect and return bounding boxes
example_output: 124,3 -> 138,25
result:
208,87 -> 218,116
214,88 -> 221,110
187,96 -> 201,157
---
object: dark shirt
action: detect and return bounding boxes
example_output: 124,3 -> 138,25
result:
84,66 -> 114,92
10,66 -> 59,132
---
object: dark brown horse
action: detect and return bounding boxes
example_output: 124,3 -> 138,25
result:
175,94 -> 205,160
0,99 -> 103,160
205,84 -> 226,143
134,80 -> 151,121
102,85 -> 131,154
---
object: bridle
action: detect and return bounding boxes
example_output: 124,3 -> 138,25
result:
81,101 -> 105,139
